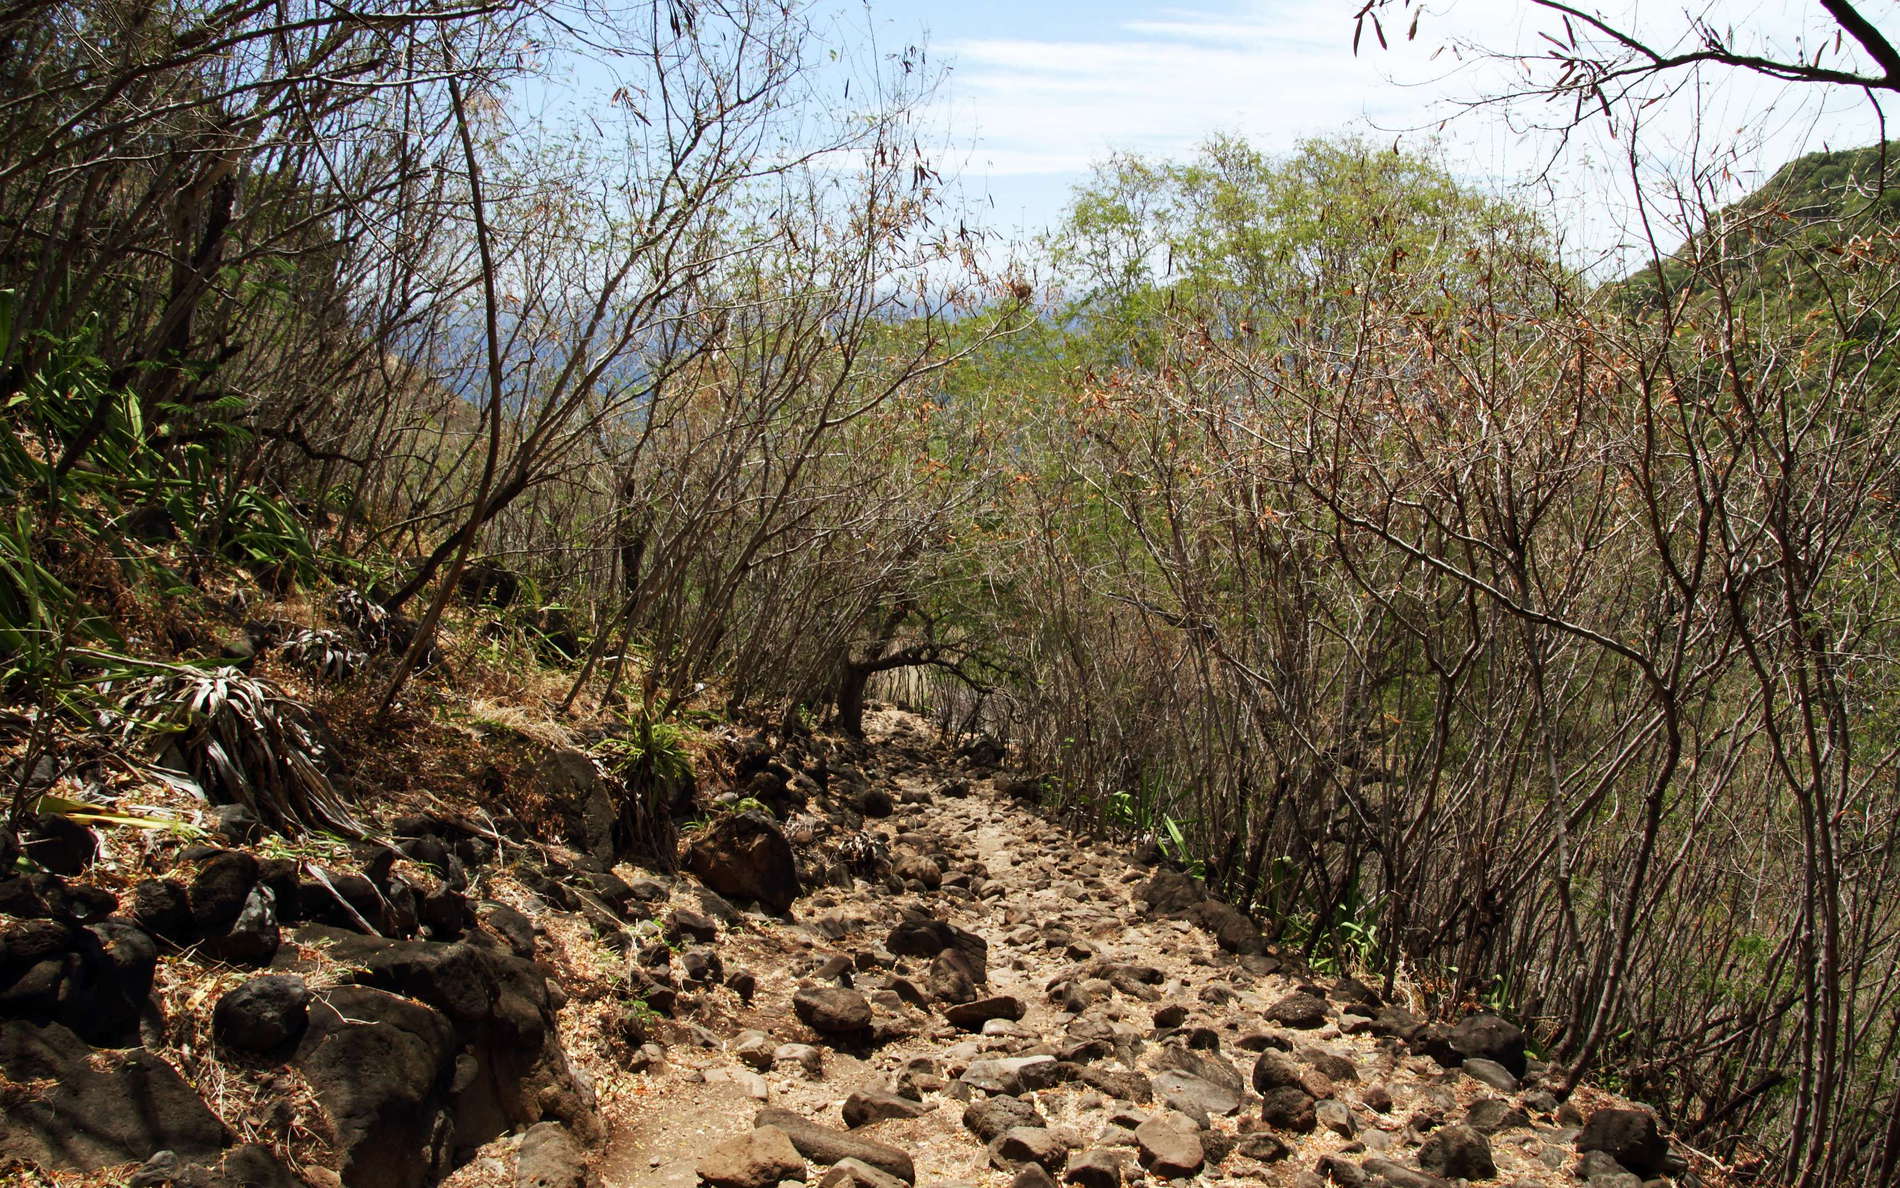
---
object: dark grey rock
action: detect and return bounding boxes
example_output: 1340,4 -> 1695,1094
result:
1360,1158 -> 1451,1188
0,917 -> 156,1047
187,850 -> 259,933
1259,1086 -> 1317,1132
0,1019 -> 225,1171
687,812 -> 802,913
989,1127 -> 1068,1173
1153,1070 -> 1242,1117
843,1090 -> 930,1127
1072,1066 -> 1153,1104
531,748 -> 617,863
1462,1057 -> 1519,1092
818,1158 -> 910,1188
1314,1156 -> 1368,1186
1136,871 -> 1204,917
128,1143 -> 302,1188
1251,1049 -> 1302,1093
132,878 -> 194,944
698,1125 -> 806,1188
944,995 -> 1026,1030
1418,1124 -> 1495,1180
199,883 -> 279,965
794,986 -> 873,1034
1449,1014 -> 1527,1078
296,986 -> 457,1188
21,812 -> 97,875
1265,992 -> 1329,1029
886,918 -> 989,984
1064,1149 -> 1123,1188
1147,1044 -> 1243,1094
1577,1108 -> 1667,1177
213,973 -> 310,1052
1465,1097 -> 1530,1134
1236,1132 -> 1291,1163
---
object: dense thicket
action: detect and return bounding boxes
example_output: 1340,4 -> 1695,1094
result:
919,138 -> 1900,1187
6,1 -> 1900,1184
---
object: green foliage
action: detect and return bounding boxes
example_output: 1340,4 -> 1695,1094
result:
30,790 -> 198,836
1157,814 -> 1202,876
0,301 -> 126,684
594,716 -> 696,865
0,509 -> 115,688
1616,140 -> 1900,324
1045,134 -> 1544,365
1281,885 -> 1384,977
0,295 -> 323,689
595,718 -> 695,796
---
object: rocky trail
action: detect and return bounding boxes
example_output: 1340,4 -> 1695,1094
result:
559,710 -> 1691,1188
0,708 -> 1695,1188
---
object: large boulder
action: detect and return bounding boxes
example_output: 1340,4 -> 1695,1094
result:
0,916 -> 156,1047
132,878 -> 194,944
299,926 -> 598,1151
198,883 -> 280,965
989,1127 -> 1068,1174
686,812 -> 802,913
128,1144 -> 302,1188
1419,1124 -> 1495,1180
1264,992 -> 1330,1030
944,995 -> 1026,1030
187,850 -> 260,933
1577,1107 -> 1668,1177
515,1121 -> 593,1188
1186,901 -> 1266,955
793,986 -> 873,1035
1136,871 -> 1205,917
1133,1118 -> 1203,1179
19,813 -> 97,875
842,1091 -> 929,1127
295,986 -> 458,1188
213,974 -> 310,1053
530,748 -> 618,864
1146,1044 -> 1244,1096
965,1096 -> 1047,1142
0,1019 -> 225,1170
1448,1014 -> 1527,1078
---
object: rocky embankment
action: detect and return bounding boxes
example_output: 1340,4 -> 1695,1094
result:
2,708 -> 1700,1188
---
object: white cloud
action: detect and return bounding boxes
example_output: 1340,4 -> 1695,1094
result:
928,0 -> 1891,256
940,0 -> 1519,178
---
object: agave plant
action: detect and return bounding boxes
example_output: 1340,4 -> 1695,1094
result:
334,586 -> 436,667
117,665 -> 361,837
279,628 -> 367,681
334,586 -> 389,646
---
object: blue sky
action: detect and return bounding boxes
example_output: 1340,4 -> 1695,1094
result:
525,0 -> 1896,266
831,0 -> 1894,261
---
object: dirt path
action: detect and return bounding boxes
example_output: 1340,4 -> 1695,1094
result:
573,709 -> 1669,1188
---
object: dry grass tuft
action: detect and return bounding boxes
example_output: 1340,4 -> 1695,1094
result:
464,696 -> 579,750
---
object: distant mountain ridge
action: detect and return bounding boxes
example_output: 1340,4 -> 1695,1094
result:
1618,140 -> 1900,313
